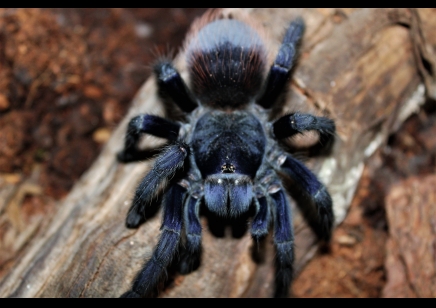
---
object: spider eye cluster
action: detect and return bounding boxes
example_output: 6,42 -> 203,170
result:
221,163 -> 236,173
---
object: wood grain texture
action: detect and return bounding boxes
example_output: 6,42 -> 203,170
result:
0,8 -> 433,298
383,175 -> 436,298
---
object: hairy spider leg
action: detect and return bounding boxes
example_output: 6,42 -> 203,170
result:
178,195 -> 202,274
251,196 -> 271,241
270,189 -> 294,298
117,114 -> 181,163
273,112 -> 336,154
154,60 -> 198,112
278,154 -> 334,241
121,184 -> 187,298
257,18 -> 304,108
125,142 -> 188,228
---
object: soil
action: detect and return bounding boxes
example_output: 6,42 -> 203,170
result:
0,8 -> 208,198
1,8 -> 435,298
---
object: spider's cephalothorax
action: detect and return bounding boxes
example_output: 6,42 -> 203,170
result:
118,11 -> 336,298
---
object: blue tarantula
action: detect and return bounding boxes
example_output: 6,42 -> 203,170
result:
117,11 -> 335,298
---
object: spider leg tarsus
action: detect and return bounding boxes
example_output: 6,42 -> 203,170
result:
126,210 -> 146,229
272,112 -> 336,154
270,189 -> 294,298
154,60 -> 198,112
120,290 -> 142,298
251,196 -> 270,241
313,186 -> 334,240
257,18 -> 305,109
117,114 -> 181,163
278,154 -> 334,241
178,195 -> 202,274
122,184 -> 186,298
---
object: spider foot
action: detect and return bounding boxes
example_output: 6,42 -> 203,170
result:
117,149 -> 143,163
313,187 -> 334,241
120,290 -> 142,298
177,250 -> 201,275
125,211 -> 146,229
117,149 -> 159,163
178,233 -> 202,274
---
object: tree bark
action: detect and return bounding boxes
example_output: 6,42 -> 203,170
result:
383,175 -> 436,298
0,8 -> 434,298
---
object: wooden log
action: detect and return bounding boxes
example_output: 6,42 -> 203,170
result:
383,175 -> 436,298
0,8 -> 434,298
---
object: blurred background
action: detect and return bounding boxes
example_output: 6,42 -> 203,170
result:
0,8 -> 435,297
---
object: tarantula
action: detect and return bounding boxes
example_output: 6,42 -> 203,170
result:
117,10 -> 335,298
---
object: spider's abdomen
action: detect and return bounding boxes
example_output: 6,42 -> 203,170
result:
186,19 -> 267,108
191,110 -> 266,179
